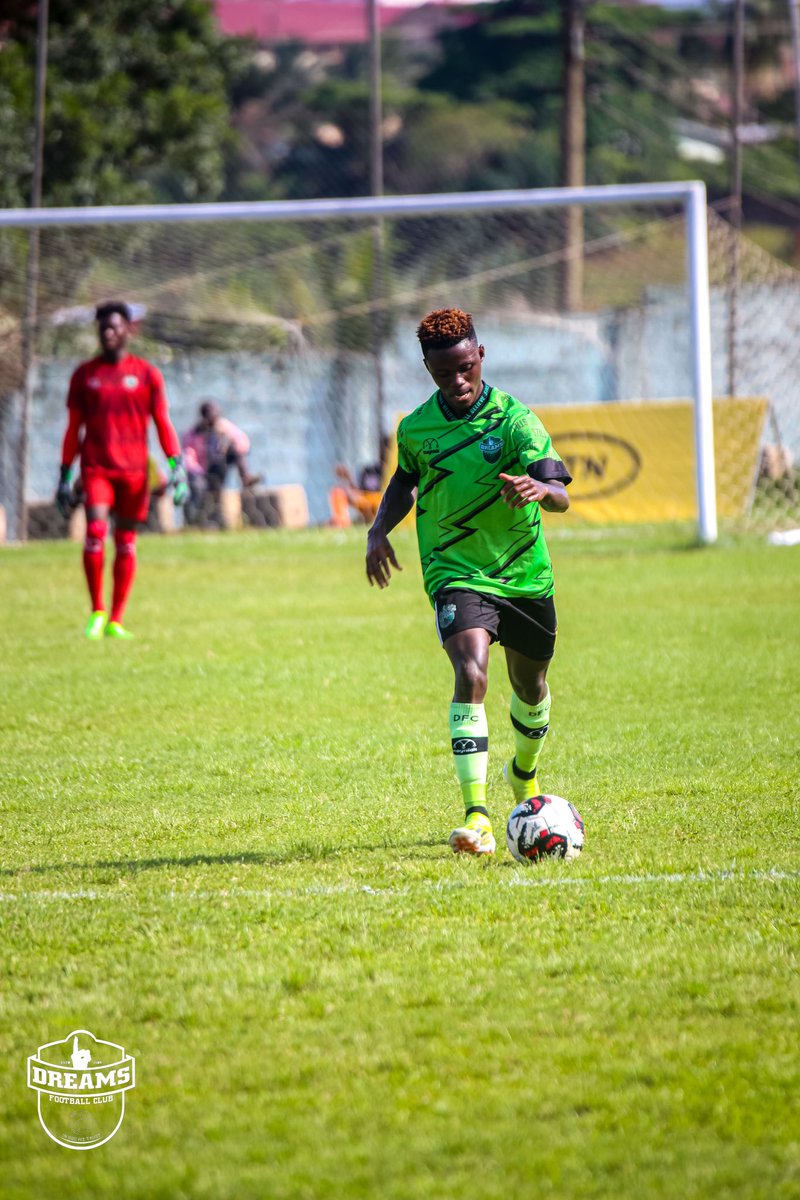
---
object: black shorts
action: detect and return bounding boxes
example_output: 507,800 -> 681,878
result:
434,587 -> 558,661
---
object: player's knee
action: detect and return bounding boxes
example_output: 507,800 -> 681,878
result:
114,529 -> 137,556
510,672 -> 548,705
84,519 -> 107,555
453,656 -> 488,701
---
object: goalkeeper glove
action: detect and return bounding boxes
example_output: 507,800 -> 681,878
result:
56,465 -> 73,519
168,455 -> 188,506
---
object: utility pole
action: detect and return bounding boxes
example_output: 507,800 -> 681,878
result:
789,0 -> 800,167
559,0 -> 586,313
727,0 -> 744,398
367,0 -> 383,203
18,0 -> 49,541
367,0 -> 386,457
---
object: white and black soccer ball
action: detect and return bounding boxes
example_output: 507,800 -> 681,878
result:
506,794 -> 585,862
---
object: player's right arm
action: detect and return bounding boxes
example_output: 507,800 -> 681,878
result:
59,405 -> 83,470
56,371 -> 85,517
365,468 -> 416,588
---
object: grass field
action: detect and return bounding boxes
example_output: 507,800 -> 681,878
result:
1,524 -> 798,1199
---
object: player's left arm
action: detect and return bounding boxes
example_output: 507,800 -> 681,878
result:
148,366 -> 181,461
148,365 -> 188,504
499,472 -> 569,512
500,411 -> 572,512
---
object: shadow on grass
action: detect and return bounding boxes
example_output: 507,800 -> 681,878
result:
1,840 -> 444,878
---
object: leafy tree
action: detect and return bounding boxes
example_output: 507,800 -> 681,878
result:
0,0 -> 249,207
418,0 -> 703,189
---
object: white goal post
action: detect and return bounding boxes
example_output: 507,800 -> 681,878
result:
0,181 -> 716,541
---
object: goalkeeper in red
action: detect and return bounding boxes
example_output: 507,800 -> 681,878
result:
366,308 -> 572,855
56,301 -> 188,639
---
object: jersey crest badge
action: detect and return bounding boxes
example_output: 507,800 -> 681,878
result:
122,375 -> 139,389
479,435 -> 503,463
438,602 -> 456,628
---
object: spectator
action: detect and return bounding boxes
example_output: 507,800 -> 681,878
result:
332,462 -> 383,525
330,437 -> 390,526
182,401 -> 261,518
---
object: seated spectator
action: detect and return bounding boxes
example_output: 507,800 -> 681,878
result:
182,401 -> 261,519
332,462 -> 383,525
330,438 -> 391,526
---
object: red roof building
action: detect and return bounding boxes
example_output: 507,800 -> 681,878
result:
214,0 -> 414,44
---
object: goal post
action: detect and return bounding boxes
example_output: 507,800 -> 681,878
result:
0,181 -> 718,540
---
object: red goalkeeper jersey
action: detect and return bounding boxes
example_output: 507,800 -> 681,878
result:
64,354 -> 180,474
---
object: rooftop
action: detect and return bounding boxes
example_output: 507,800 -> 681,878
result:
214,0 -> 479,44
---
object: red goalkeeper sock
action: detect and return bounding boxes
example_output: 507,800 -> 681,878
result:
82,519 -> 107,612
110,529 -> 137,623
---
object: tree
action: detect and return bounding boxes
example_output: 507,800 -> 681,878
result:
0,0 -> 249,208
419,0 -> 701,189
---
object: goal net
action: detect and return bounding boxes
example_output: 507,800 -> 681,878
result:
0,185 -> 797,539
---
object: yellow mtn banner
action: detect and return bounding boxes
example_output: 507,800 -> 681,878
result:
544,397 -> 767,523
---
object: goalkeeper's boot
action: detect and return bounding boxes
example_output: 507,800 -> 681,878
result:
449,808 -> 496,856
504,757 -> 541,803
84,610 -> 107,640
104,621 -> 134,640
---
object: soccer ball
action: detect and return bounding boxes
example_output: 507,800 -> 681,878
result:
506,794 -> 585,862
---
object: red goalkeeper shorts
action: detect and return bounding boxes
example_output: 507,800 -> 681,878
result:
82,470 -> 150,523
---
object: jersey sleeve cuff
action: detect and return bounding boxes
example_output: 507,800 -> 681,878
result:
395,464 -> 419,488
526,459 -> 572,486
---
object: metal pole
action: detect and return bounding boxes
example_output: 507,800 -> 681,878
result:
367,0 -> 386,455
0,182 -> 721,228
367,0 -> 383,203
18,0 -> 49,542
726,0 -> 744,399
687,183 -> 718,544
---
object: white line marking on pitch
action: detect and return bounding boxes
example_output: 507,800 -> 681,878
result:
0,867 -> 798,903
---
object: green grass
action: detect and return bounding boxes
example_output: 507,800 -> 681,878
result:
1,525 -> 799,1199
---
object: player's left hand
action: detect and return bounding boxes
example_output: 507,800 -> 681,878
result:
168,456 -> 189,506
498,472 -> 551,509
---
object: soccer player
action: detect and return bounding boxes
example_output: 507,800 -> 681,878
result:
55,301 -> 188,639
365,308 -> 572,856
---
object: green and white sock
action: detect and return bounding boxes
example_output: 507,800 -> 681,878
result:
510,688 -> 551,779
449,702 -> 489,812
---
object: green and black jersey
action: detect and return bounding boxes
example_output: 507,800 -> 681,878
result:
396,384 -> 571,604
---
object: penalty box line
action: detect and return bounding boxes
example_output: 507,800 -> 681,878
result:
0,868 -> 798,904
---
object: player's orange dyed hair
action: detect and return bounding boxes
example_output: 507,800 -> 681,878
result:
416,308 -> 476,356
